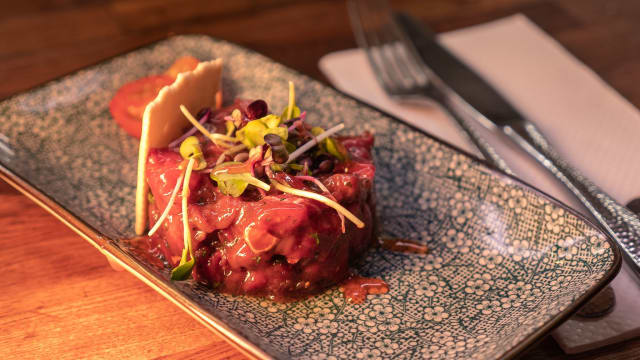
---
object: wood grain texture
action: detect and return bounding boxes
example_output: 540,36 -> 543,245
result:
1,0 -> 639,359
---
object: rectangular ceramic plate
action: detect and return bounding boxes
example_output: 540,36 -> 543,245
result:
0,35 -> 620,360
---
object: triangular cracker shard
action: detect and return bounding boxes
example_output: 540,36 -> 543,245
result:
135,58 -> 223,235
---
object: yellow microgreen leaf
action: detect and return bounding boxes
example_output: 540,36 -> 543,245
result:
179,136 -> 207,170
325,137 -> 348,161
225,120 -> 235,136
211,172 -> 270,197
236,116 -> 287,148
212,175 -> 249,197
170,257 -> 195,280
258,114 -> 281,129
231,109 -> 242,123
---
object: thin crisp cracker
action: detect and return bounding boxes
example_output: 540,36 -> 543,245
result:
135,58 -> 223,235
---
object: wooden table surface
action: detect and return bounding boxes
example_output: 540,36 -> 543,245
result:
2,1 -> 640,359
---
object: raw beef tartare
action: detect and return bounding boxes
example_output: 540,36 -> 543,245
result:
140,81 -> 376,300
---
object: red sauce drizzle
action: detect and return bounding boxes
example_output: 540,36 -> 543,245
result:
339,275 -> 389,304
380,238 -> 429,254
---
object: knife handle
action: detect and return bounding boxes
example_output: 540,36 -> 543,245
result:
506,121 -> 640,274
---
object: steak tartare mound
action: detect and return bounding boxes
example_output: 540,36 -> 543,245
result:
143,85 -> 376,300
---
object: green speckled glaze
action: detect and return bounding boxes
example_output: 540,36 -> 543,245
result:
0,35 -> 619,359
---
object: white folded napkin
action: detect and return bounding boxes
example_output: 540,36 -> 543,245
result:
319,14 -> 640,354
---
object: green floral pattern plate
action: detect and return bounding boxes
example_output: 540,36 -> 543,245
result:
0,35 -> 620,359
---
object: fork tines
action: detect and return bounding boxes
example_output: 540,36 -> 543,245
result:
347,0 -> 429,96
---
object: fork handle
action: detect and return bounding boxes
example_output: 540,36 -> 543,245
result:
507,121 -> 640,275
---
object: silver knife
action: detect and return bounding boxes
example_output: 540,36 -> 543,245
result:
395,12 -> 640,276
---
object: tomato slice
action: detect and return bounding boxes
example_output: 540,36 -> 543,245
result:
110,56 -> 200,138
164,55 -> 199,80
109,75 -> 174,138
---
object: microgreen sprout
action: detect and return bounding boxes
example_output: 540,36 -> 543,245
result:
212,172 -> 270,197
168,108 -> 210,148
171,157 -> 197,280
247,100 -> 269,120
264,133 -> 289,164
149,134 -> 205,238
210,154 -> 271,197
179,136 -> 207,170
310,127 -> 348,161
287,123 -> 345,163
225,120 -> 235,137
281,81 -> 300,121
180,105 -> 238,147
235,114 -> 288,148
162,82 -> 362,283
297,175 -> 346,233
271,179 -> 364,228
222,143 -> 248,156
148,171 -> 184,237
231,108 -> 243,127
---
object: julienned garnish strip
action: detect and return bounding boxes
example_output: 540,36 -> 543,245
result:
148,171 -> 185,236
271,180 -> 364,228
287,123 -> 345,163
297,175 -> 346,233
179,105 -> 238,146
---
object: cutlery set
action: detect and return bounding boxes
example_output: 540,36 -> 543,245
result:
348,0 -> 640,277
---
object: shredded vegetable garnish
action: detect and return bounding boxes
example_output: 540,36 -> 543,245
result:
180,105 -> 238,146
271,180 -> 364,228
287,123 -> 345,163
148,172 -> 184,236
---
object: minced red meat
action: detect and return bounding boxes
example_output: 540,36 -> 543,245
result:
145,129 -> 375,301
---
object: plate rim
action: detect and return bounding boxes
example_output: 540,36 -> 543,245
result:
0,34 -> 622,360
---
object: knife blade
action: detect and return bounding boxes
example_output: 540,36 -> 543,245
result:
394,12 -> 640,277
394,13 -> 522,128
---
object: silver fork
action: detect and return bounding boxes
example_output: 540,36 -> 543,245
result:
347,0 -> 512,174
